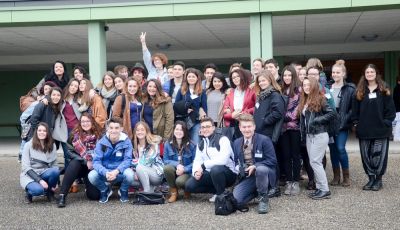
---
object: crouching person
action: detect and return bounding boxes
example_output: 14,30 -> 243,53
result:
232,114 -> 277,214
185,117 -> 237,202
88,117 -> 134,203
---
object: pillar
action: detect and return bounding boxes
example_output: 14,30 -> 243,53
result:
88,21 -> 107,86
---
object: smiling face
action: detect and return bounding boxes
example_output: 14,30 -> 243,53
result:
133,69 -> 144,79
252,60 -> 263,75
173,65 -> 184,78
147,81 -> 157,97
50,90 -> 61,104
103,75 -> 114,88
332,66 -> 345,83
79,80 -> 87,92
135,124 -> 147,141
232,72 -> 241,88
200,121 -> 215,138
69,81 -> 79,95
283,70 -> 292,85
239,120 -> 255,139
43,85 -> 52,96
153,57 -> 163,69
307,68 -> 320,81
127,79 -> 139,96
74,69 -> 83,80
303,79 -> 311,95
174,124 -> 184,140
107,122 -> 122,142
204,68 -> 216,82
36,125 -> 48,140
365,67 -> 377,83
118,69 -> 128,78
298,69 -> 307,82
265,63 -> 278,77
258,75 -> 270,90
54,62 -> 64,77
212,77 -> 223,90
114,77 -> 124,91
186,73 -> 198,86
80,116 -> 92,132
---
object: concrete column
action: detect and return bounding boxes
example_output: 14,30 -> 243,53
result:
384,51 -> 400,89
88,21 -> 107,86
261,13 -> 273,60
250,14 -> 262,63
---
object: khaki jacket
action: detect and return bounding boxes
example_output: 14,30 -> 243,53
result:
153,97 -> 174,140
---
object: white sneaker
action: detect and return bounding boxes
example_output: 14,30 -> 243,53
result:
209,194 -> 217,202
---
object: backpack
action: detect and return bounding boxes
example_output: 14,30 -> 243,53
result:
214,190 -> 251,215
20,88 -> 36,112
132,192 -> 165,205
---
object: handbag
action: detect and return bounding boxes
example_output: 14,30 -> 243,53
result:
132,192 -> 165,205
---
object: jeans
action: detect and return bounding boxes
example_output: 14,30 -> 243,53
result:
190,123 -> 201,145
185,165 -> 237,195
61,128 -> 72,169
329,130 -> 349,169
26,167 -> 60,196
233,165 -> 271,207
88,168 -> 134,193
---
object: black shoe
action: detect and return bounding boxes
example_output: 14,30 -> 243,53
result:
24,193 -> 32,204
46,190 -> 55,203
57,194 -> 66,208
371,176 -> 382,191
311,190 -> 331,200
307,181 -> 316,190
362,176 -> 375,190
307,189 -> 320,198
257,193 -> 269,214
267,187 -> 281,198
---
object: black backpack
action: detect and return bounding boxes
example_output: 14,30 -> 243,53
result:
215,191 -> 239,215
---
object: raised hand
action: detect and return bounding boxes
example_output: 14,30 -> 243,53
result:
140,32 -> 146,43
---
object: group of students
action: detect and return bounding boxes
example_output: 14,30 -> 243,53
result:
19,33 -> 396,214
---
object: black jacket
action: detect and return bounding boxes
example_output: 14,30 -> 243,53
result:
326,82 -> 356,131
28,102 -> 57,140
300,102 -> 336,142
352,87 -> 396,139
393,83 -> 400,112
254,90 -> 285,143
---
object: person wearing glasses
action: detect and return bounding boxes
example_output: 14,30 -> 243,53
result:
185,117 -> 237,203
232,114 -> 277,214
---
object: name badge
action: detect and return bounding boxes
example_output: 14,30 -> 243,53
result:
255,150 -> 262,158
190,94 -> 199,100
330,88 -> 334,92
255,102 -> 260,108
178,156 -> 182,161
369,93 -> 377,99
136,102 -> 142,106
325,93 -> 331,99
116,151 -> 122,157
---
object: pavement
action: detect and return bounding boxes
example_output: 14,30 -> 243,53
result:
1,137 -> 400,229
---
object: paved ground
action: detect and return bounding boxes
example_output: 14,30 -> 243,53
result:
1,149 -> 400,229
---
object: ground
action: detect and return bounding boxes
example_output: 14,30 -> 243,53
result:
1,154 -> 400,229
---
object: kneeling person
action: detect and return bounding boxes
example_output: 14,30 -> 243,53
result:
88,117 -> 134,203
185,117 -> 237,201
232,114 -> 277,214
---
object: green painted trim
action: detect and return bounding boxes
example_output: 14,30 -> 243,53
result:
88,22 -> 107,87
0,11 -> 11,23
173,0 -> 259,16
384,51 -> 400,90
11,8 -> 91,23
261,13 -> 273,59
91,4 -> 174,20
260,0 -> 351,12
250,14 -> 261,63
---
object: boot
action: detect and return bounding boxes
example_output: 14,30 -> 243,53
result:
168,187 -> 178,203
47,190 -> 55,203
371,175 -> 382,191
57,194 -> 66,208
362,175 -> 375,190
330,168 -> 341,186
257,193 -> 269,214
183,191 -> 191,199
341,169 -> 350,187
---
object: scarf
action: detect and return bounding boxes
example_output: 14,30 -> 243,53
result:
72,132 -> 97,161
100,87 -> 117,109
257,86 -> 274,102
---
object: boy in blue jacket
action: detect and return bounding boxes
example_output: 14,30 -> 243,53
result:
232,114 -> 277,214
88,117 -> 134,203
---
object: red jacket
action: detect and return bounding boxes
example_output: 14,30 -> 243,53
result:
223,88 -> 256,127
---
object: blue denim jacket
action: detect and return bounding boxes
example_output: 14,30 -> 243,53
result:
163,141 -> 196,174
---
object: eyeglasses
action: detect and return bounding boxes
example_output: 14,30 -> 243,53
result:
200,125 -> 213,129
81,120 -> 91,124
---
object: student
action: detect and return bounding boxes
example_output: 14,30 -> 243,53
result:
279,65 -> 302,195
168,61 -> 186,103
185,117 -> 237,202
130,62 -> 148,87
20,122 -> 59,203
232,114 -> 277,214
114,74 -> 126,95
252,58 -> 264,82
142,79 -> 174,140
264,59 -> 281,84
163,121 -> 196,202
112,77 -> 143,139
140,32 -> 169,88
326,60 -> 355,187
57,113 -> 102,207
298,77 -> 335,200
78,79 -> 107,129
352,64 -> 395,191
306,58 -> 327,88
223,68 -> 256,139
175,68 -> 207,145
132,121 -> 164,193
206,72 -> 230,126
96,71 -> 117,117
114,65 -> 129,79
34,60 -> 70,98
73,66 -> 90,81
88,117 -> 134,203
202,63 -> 218,89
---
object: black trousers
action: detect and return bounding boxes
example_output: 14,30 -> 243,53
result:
359,138 -> 389,177
280,130 -> 301,181
185,165 -> 237,195
59,159 -> 100,200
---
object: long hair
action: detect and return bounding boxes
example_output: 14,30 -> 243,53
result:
132,121 -> 162,158
281,65 -> 300,97
181,68 -> 203,95
298,77 -> 326,115
78,78 -> 93,106
32,122 -> 54,153
73,65 -> 90,80
207,72 -> 229,94
254,69 -> 281,96
356,64 -> 390,101
49,87 -> 63,116
125,77 -> 142,103
101,71 -> 116,90
169,121 -> 191,152
45,60 -> 70,85
229,68 -> 250,90
142,79 -> 167,108
63,78 -> 80,101
71,112 -> 102,140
